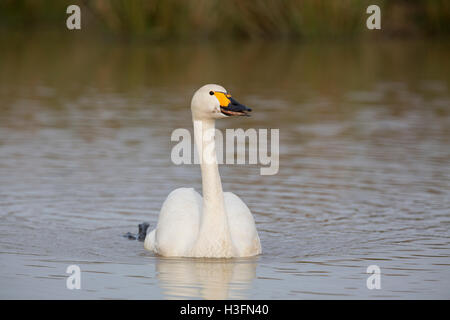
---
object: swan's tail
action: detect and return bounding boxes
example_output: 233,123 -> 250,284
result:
144,228 -> 156,252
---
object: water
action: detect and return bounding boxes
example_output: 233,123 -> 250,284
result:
0,35 -> 449,299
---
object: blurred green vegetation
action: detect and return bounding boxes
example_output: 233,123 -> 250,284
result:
0,0 -> 449,40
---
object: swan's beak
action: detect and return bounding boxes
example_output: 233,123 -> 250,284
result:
214,92 -> 252,117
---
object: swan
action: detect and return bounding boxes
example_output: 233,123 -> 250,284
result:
144,84 -> 262,258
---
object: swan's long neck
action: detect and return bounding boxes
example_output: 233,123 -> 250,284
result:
193,118 -> 234,257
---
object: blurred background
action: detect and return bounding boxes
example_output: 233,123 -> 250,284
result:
0,1 -> 449,299
1,0 -> 449,39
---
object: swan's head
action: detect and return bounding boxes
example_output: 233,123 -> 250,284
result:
191,84 -> 252,120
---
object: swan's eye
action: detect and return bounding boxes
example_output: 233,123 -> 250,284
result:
209,91 -> 214,95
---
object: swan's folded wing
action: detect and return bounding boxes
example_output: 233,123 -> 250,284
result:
149,188 -> 202,256
224,192 -> 262,257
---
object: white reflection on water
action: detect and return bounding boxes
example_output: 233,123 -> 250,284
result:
155,257 -> 257,299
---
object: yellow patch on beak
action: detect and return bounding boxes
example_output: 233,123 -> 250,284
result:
213,92 -> 231,107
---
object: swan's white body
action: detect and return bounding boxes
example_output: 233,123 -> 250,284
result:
144,84 -> 261,258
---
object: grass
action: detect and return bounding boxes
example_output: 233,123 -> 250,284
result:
0,0 -> 449,41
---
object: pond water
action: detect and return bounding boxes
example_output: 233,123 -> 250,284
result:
0,34 -> 449,299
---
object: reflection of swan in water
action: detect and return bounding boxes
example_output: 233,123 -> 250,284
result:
155,257 -> 258,299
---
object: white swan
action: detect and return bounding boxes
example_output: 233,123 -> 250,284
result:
144,84 -> 262,258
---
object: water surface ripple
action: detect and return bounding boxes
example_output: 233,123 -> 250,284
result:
0,37 -> 449,299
